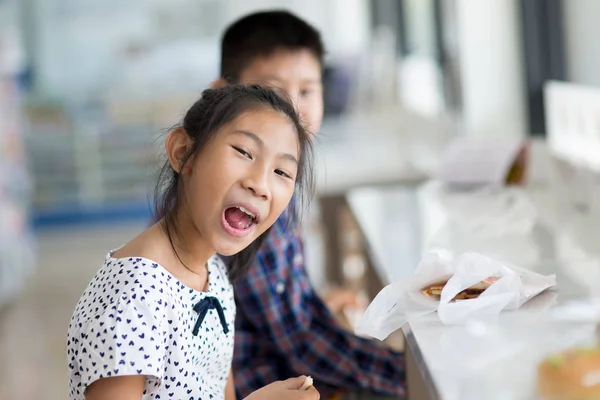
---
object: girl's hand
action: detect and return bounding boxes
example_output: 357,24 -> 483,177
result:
244,376 -> 320,400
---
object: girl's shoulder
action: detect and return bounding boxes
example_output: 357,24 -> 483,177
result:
73,252 -> 179,317
68,253 -> 179,352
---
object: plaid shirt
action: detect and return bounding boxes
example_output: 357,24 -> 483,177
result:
232,206 -> 406,399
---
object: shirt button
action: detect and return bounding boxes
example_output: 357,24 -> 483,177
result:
275,282 -> 285,294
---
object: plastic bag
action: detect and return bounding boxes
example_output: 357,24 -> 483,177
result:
420,181 -> 538,240
443,187 -> 537,237
355,252 -> 556,340
419,182 -> 542,279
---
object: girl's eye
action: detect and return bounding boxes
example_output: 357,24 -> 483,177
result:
275,169 -> 292,179
233,146 -> 251,159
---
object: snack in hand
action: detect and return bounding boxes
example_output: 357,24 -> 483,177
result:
421,276 -> 500,301
537,347 -> 600,400
299,376 -> 313,391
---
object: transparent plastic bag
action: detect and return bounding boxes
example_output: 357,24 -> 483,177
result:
354,253 -> 449,340
441,187 -> 538,238
355,252 -> 556,340
420,181 -> 538,241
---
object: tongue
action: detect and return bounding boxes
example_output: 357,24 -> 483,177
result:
224,207 -> 252,230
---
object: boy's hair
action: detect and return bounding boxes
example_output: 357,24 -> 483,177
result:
220,10 -> 325,82
154,85 -> 314,280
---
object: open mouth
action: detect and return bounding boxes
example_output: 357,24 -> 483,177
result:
222,205 -> 259,237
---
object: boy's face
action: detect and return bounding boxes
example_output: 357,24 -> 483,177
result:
237,49 -> 323,135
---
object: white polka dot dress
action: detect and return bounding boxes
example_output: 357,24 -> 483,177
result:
67,251 -> 235,400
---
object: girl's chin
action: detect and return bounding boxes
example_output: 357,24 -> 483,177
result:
214,240 -> 253,257
213,228 -> 264,257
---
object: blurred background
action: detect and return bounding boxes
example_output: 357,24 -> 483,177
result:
3,0 -> 600,399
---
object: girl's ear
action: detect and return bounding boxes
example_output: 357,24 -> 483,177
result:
165,128 -> 191,173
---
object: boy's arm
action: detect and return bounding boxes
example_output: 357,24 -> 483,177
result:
233,216 -> 406,399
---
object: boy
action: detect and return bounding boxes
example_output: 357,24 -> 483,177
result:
215,11 -> 406,400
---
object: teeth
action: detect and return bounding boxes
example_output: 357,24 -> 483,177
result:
236,206 -> 256,219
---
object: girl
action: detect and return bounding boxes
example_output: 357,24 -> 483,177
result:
66,84 -> 318,400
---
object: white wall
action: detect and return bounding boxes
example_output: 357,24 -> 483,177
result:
327,0 -> 371,58
29,0 -> 371,100
223,0 -> 370,59
454,0 -> 527,138
0,0 -> 24,76
563,0 -> 600,87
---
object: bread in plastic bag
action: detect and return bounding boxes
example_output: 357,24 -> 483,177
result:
355,252 -> 556,340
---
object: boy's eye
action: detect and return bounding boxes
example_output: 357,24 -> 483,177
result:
233,146 -> 251,159
300,89 -> 313,97
275,169 -> 292,179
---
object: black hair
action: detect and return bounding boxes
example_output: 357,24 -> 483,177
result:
220,10 -> 325,83
153,84 -> 314,281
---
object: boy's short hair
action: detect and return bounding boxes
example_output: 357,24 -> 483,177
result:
220,10 -> 325,82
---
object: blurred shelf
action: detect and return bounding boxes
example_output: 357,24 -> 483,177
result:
25,97 -> 165,227
33,200 -> 153,229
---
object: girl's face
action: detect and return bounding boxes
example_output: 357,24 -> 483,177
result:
171,108 -> 300,256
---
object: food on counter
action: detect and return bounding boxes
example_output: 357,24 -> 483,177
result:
420,276 -> 500,301
505,144 -> 529,185
300,376 -> 313,391
538,347 -> 600,400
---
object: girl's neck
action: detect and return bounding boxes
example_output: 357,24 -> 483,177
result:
164,208 -> 215,275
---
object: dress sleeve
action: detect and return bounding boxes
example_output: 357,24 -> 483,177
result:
68,291 -> 167,396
